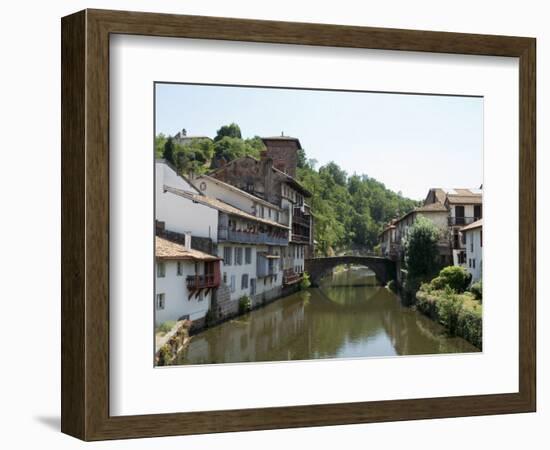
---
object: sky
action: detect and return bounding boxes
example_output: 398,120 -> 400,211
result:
155,83 -> 483,201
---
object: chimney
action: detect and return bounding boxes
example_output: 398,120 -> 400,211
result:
262,157 -> 274,202
184,232 -> 192,250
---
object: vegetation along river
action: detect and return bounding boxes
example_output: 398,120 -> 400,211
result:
174,267 -> 479,365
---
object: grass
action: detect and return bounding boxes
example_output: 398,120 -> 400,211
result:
155,320 -> 176,335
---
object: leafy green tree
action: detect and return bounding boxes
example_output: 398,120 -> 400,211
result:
155,133 -> 167,158
163,137 -> 175,165
404,216 -> 440,280
214,123 -> 242,141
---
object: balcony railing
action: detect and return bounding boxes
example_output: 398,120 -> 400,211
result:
186,274 -> 218,290
283,269 -> 303,285
448,216 -> 481,226
218,228 -> 288,246
292,213 -> 311,227
291,233 -> 310,244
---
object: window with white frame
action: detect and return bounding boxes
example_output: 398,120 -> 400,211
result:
230,275 -> 236,293
250,278 -> 256,295
157,262 -> 166,278
177,261 -> 183,276
241,273 -> 249,289
156,293 -> 165,310
245,247 -> 252,264
235,247 -> 243,265
223,246 -> 232,265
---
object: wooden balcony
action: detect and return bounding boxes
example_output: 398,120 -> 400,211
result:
283,269 -> 303,286
291,233 -> 310,244
186,274 -> 219,290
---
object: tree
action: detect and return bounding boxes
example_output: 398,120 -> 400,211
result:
163,137 -> 175,165
155,133 -> 167,158
404,216 -> 440,280
214,123 -> 242,141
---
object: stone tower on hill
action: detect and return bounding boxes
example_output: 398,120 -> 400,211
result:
261,135 -> 302,179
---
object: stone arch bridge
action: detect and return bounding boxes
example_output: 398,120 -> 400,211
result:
305,256 -> 396,287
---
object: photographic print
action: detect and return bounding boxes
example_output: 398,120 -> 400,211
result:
153,83 -> 483,366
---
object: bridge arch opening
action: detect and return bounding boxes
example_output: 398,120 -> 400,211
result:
305,256 -> 396,288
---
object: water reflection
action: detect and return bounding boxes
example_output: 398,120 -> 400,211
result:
174,268 -> 479,365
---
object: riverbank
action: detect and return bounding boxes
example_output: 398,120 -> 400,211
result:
415,286 -> 482,349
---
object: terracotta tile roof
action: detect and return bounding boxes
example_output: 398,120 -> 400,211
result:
460,219 -> 483,232
164,185 -> 289,229
416,202 -> 449,212
155,236 -> 221,261
261,135 -> 302,149
443,188 -> 482,205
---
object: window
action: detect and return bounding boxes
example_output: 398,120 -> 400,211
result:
177,261 -> 183,276
230,275 -> 236,293
260,205 -> 265,217
235,247 -> 243,265
156,293 -> 165,310
241,274 -> 249,289
250,278 -> 256,295
223,272 -> 227,284
472,259 -> 476,269
480,230 -> 483,247
245,247 -> 252,264
157,262 -> 166,278
275,210 -> 279,222
223,247 -> 232,265
470,234 -> 474,252
268,208 -> 272,218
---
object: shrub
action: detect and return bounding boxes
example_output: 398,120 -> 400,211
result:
300,272 -> 312,290
157,344 -> 172,366
470,281 -> 483,301
437,266 -> 471,293
429,276 -> 445,290
156,320 -> 176,335
436,287 -> 464,333
238,295 -> 252,314
456,308 -> 482,349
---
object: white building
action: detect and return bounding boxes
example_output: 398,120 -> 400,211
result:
460,219 -> 483,283
155,235 -> 221,327
163,183 -> 291,307
156,160 -> 218,240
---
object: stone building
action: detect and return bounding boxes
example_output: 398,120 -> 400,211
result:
209,135 -> 315,281
381,187 -> 483,269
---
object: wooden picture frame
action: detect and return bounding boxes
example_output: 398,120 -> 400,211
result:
61,9 -> 536,441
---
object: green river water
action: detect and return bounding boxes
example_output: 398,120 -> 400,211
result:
174,267 -> 479,365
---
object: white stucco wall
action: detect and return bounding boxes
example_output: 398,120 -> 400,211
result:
195,176 -> 285,225
218,243 -> 283,302
464,227 -> 483,283
155,162 -> 219,241
154,259 -> 212,326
